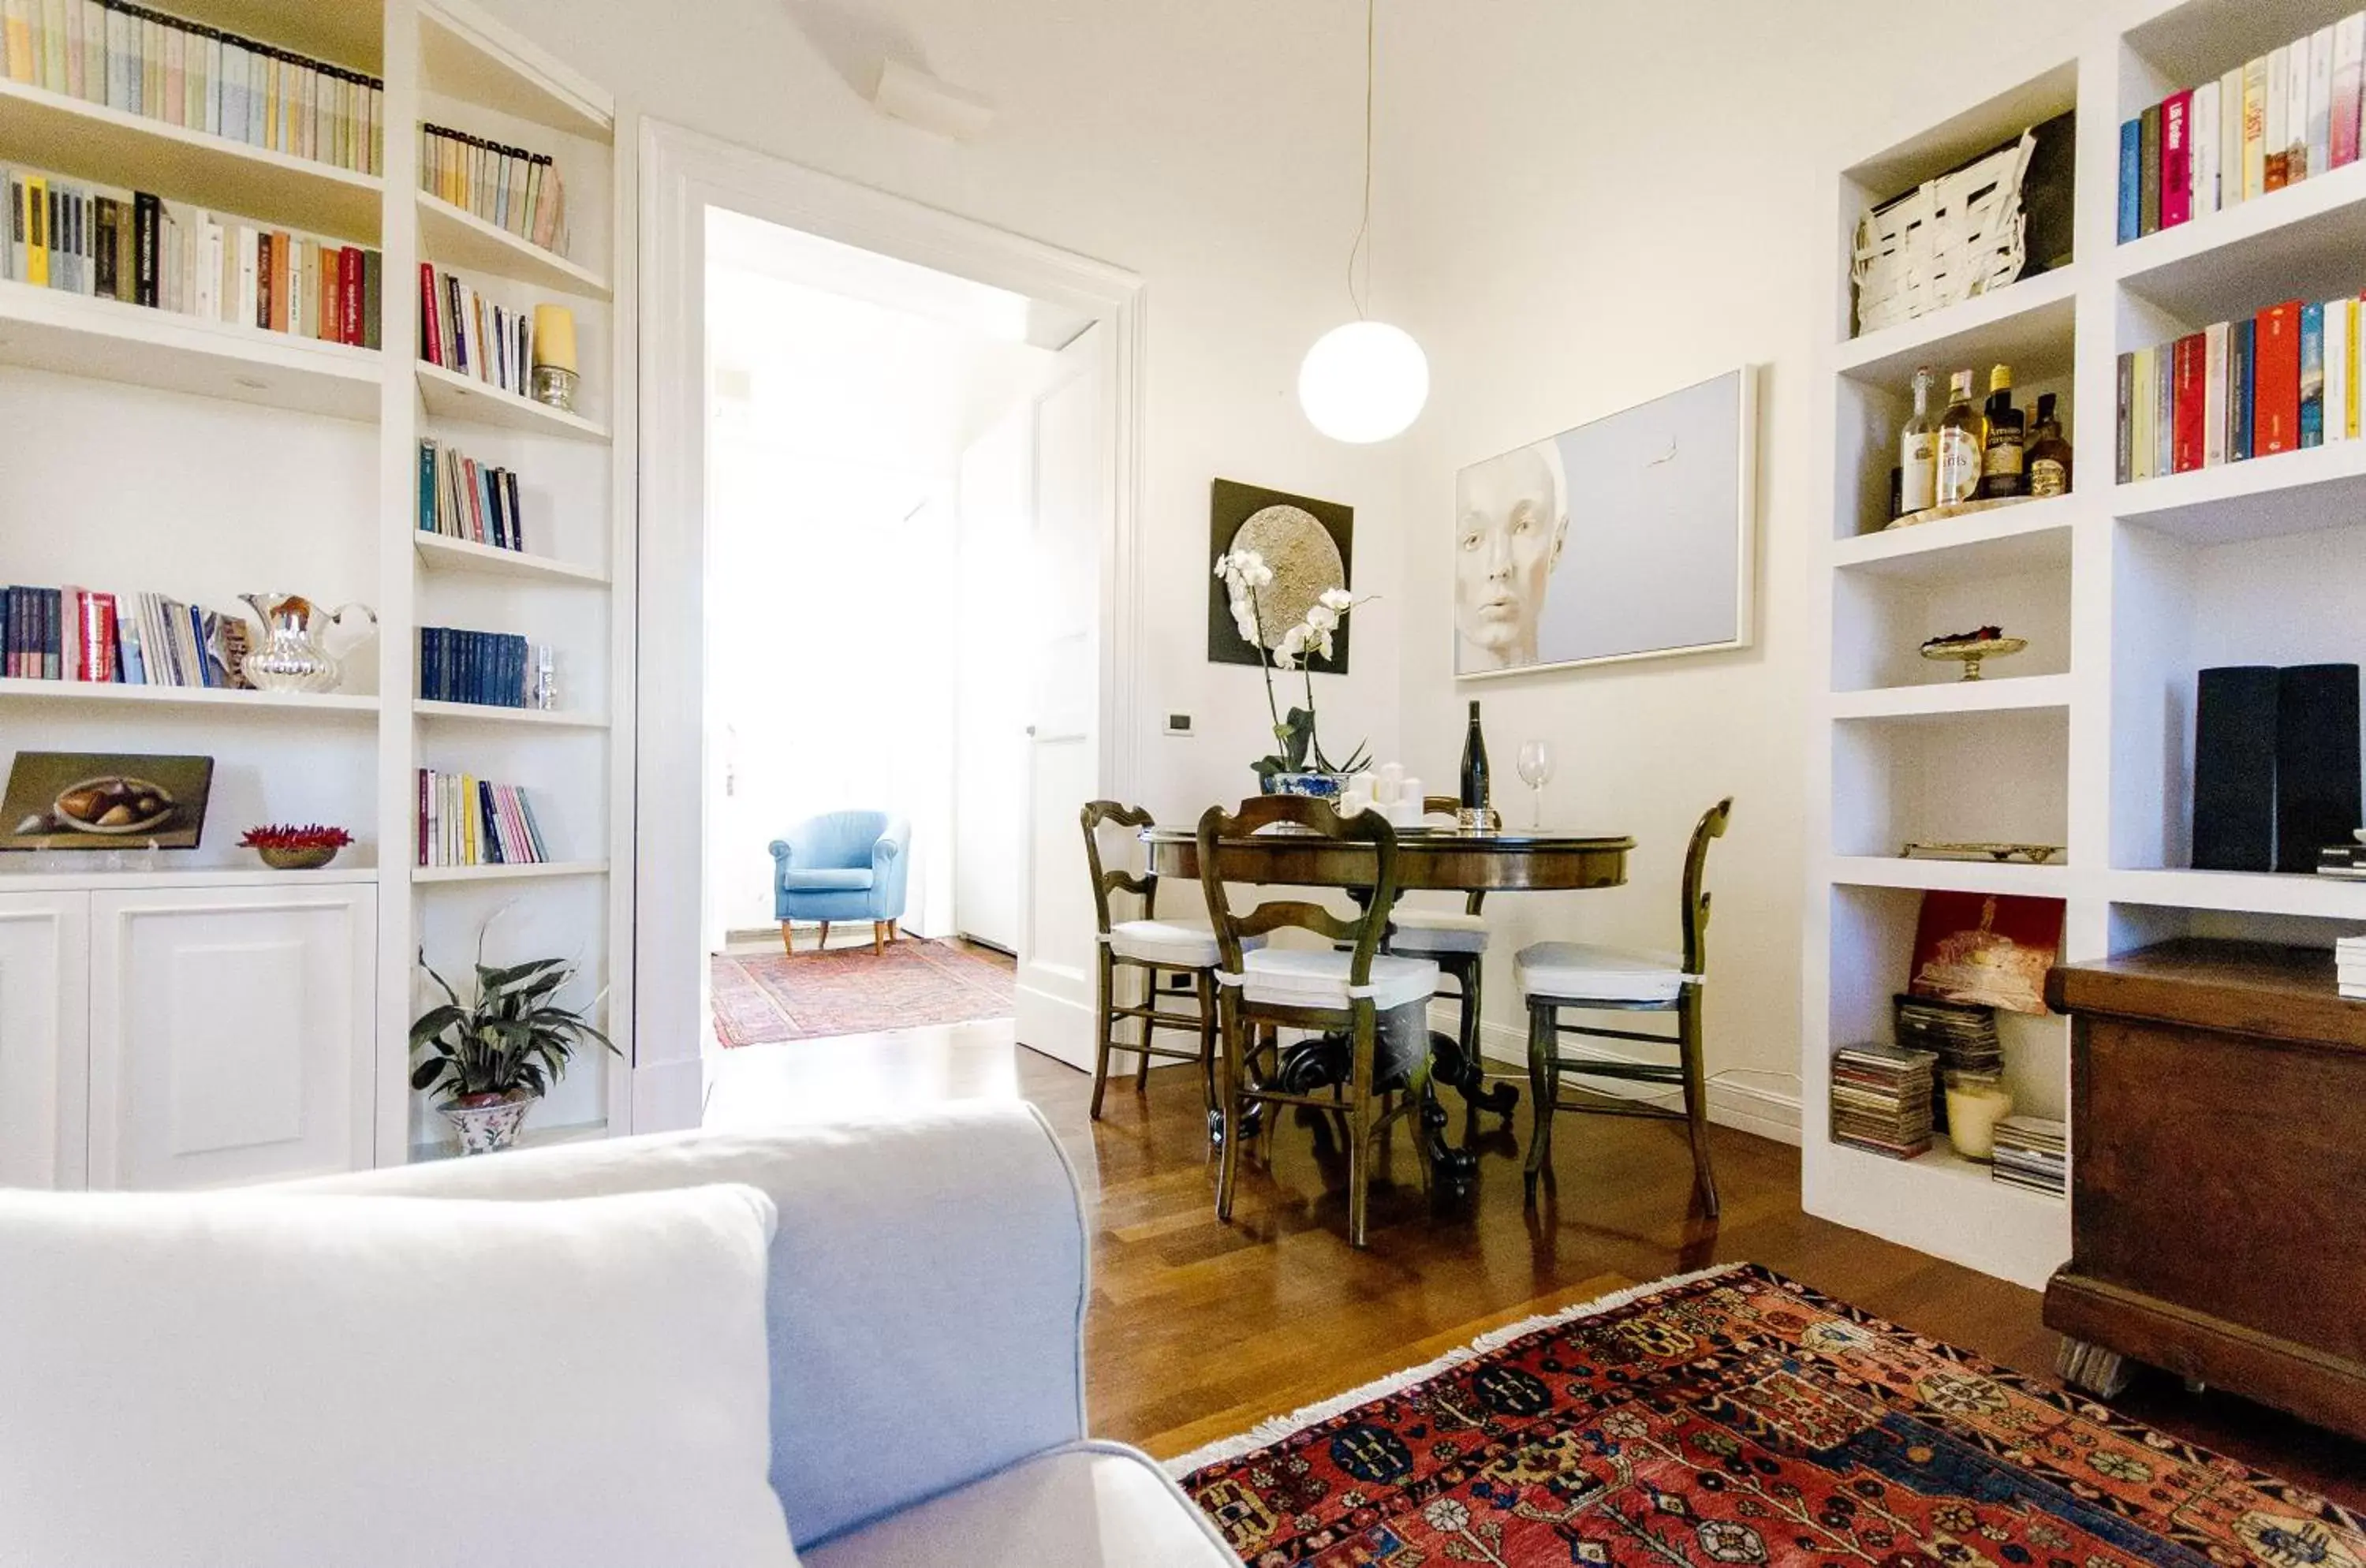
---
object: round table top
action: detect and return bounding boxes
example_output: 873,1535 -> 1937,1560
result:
1140,823 -> 1632,893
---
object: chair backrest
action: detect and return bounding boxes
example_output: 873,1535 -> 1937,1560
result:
1681,798 -> 1735,976
1420,794 -> 1484,916
789,810 -> 894,869
1079,801 -> 1157,937
1196,795 -> 1401,1002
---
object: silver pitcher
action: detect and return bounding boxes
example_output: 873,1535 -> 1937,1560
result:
240,593 -> 378,693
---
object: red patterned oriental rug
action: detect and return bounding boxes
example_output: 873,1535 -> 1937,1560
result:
710,939 -> 1013,1047
1172,1263 -> 2364,1568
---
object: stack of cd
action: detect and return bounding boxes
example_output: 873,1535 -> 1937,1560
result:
1894,995 -> 2002,1127
2340,935 -> 2364,1001
1991,1115 -> 2066,1197
1830,1043 -> 1938,1159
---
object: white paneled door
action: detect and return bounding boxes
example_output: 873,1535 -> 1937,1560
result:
954,404 -> 1034,954
88,885 -> 375,1190
1013,324 -> 1112,1072
0,891 -> 89,1189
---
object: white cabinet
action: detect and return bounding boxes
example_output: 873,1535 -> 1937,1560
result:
0,891 -> 89,1189
0,880 -> 375,1191
88,884 -> 375,1190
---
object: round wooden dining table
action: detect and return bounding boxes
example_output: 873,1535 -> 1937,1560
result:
1140,823 -> 1633,1161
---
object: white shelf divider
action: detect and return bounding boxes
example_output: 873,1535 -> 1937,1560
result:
412,861 -> 608,883
415,360 -> 610,441
413,531 -> 610,585
1829,672 -> 2075,722
412,699 -> 610,729
1827,855 -> 2071,898
415,191 -> 612,299
0,678 -> 379,715
1832,495 -> 2080,582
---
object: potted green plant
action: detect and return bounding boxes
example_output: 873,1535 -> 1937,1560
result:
409,947 -> 616,1155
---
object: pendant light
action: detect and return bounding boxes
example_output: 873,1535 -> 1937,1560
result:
1298,0 -> 1427,444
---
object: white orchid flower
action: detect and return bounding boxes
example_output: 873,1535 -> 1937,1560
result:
1304,603 -> 1338,634
1318,587 -> 1355,611
1313,629 -> 1335,660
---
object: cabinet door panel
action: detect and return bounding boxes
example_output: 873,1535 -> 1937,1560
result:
0,892 -> 89,1189
90,887 -> 374,1190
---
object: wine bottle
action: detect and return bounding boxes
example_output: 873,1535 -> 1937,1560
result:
2028,392 -> 2073,497
1935,369 -> 1984,506
1899,365 -> 1937,517
1460,700 -> 1490,811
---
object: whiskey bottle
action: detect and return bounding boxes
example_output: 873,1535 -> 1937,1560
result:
1978,364 -> 2026,499
2027,392 -> 2073,497
1935,369 -> 1984,506
1898,365 -> 1937,517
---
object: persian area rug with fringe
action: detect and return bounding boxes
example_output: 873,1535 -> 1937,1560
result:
709,939 -> 1013,1047
1170,1262 -> 2364,1568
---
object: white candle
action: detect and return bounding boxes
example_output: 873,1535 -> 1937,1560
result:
1945,1077 -> 2014,1161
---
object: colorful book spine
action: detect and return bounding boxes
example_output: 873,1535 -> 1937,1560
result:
2140,103 -> 2163,234
2337,13 -> 2366,170
2230,317 -> 2256,462
2173,332 -> 2207,472
2256,301 -> 2304,456
2301,300 -> 2327,447
2204,321 -> 2230,469
2161,90 -> 2193,229
2118,118 -> 2142,242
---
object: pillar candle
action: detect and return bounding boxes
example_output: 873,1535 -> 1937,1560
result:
532,304 -> 577,373
1944,1077 -> 2014,1161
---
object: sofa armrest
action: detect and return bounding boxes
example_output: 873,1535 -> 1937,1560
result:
282,1104 -> 1088,1548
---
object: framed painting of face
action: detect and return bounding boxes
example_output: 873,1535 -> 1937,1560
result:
1453,368 -> 1756,678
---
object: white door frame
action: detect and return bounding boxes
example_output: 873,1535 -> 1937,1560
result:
636,120 -> 1148,1129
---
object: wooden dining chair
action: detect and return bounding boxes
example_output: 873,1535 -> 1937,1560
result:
1198,795 -> 1439,1248
1380,794 -> 1491,1116
1081,801 -> 1252,1121
1517,797 -> 1733,1217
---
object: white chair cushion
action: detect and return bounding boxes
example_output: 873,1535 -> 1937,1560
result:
0,1184 -> 799,1568
804,1440 -> 1236,1566
1234,946 -> 1438,1011
1517,940 -> 1698,1004
1106,918 -> 1262,968
1389,907 -> 1490,954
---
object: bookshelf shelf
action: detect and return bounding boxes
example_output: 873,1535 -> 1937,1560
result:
0,677 -> 379,715
0,280 -> 382,419
2114,439 -> 2366,543
2103,868 -> 2366,920
1807,1138 -> 2068,1290
1829,672 -> 2074,722
0,76 -> 384,243
412,860 -> 607,883
412,700 -> 609,729
415,192 -> 612,300
0,865 -> 381,892
418,3 -> 612,141
2114,155 -> 2366,324
1831,496 -> 2079,583
415,360 -> 610,441
412,532 -> 609,586
1835,267 -> 2079,386
1827,855 -> 2071,898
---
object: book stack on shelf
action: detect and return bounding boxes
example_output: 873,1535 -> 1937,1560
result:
0,2 -> 383,174
1894,995 -> 2002,1128
2,584 -> 247,686
2117,296 -> 2364,480
419,264 -> 541,397
416,767 -> 548,868
1990,1114 -> 2066,1197
4,166 -> 383,345
419,625 -> 550,710
417,439 -> 526,551
2119,13 -> 2365,241
420,123 -> 566,256
2323,841 -> 2366,879
1830,1043 -> 1938,1160
2341,935 -> 2365,999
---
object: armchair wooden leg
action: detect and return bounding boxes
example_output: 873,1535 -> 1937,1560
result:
1196,971 -> 1218,1118
1678,989 -> 1721,1219
1524,1002 -> 1556,1207
888,920 -> 900,942
779,920 -> 795,957
1215,994 -> 1245,1223
818,920 -> 830,953
1345,1008 -> 1379,1249
872,921 -> 884,956
1089,950 -> 1115,1121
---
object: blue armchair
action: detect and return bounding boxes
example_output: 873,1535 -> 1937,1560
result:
770,811 -> 912,955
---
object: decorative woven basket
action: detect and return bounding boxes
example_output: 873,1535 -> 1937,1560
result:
1852,132 -> 2035,337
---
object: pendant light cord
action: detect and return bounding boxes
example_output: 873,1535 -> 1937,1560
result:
1345,0 -> 1375,319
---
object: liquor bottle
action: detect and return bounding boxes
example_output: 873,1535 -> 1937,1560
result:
1459,700 -> 1490,811
2027,392 -> 2073,497
1978,364 -> 2026,498
1899,365 -> 1937,517
1935,368 -> 1985,506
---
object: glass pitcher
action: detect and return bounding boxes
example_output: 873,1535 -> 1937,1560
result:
239,593 -> 378,693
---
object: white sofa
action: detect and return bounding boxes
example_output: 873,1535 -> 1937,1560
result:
301,1103 -> 1237,1566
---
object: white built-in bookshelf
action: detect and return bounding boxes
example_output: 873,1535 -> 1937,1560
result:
1811,0 -> 2366,1289
0,0 -> 633,1182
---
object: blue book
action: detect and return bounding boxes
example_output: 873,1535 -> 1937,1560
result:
417,440 -> 437,532
2301,301 -> 2327,448
2119,118 -> 2143,243
2230,318 -> 2256,462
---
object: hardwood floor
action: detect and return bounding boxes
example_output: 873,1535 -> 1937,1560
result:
704,1020 -> 2366,1505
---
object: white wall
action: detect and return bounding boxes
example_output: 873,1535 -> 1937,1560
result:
1380,3 -> 2093,1135
479,0 -> 1412,851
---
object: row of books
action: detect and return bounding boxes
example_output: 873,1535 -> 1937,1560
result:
417,769 -> 550,868
420,123 -> 568,257
419,263 -> 536,398
2324,843 -> 2366,880
417,439 -> 528,552
2115,297 -> 2366,482
1990,1115 -> 2066,1197
2,584 -> 244,687
1830,1042 -> 1936,1160
419,626 -> 550,710
2340,934 -> 2363,999
1,0 -> 383,175
2120,14 -> 2366,241
4,166 -> 383,347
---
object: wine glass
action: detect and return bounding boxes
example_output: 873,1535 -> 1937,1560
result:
1515,741 -> 1554,829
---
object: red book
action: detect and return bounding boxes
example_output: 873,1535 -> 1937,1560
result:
256,232 -> 274,330
2255,301 -> 2304,455
88,593 -> 117,682
2161,89 -> 2193,229
339,247 -> 362,345
419,262 -> 442,365
2173,332 -> 2207,472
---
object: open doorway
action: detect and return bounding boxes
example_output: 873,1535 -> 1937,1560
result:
634,126 -> 1146,1128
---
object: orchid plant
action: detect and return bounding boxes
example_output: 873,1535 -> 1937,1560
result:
1215,546 -> 1374,784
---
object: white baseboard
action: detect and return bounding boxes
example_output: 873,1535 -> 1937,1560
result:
1456,1006 -> 1801,1146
